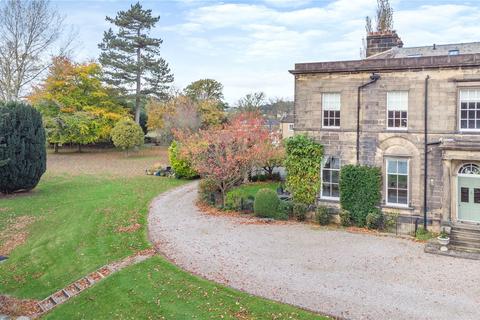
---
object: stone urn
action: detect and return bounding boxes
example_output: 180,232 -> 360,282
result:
437,236 -> 450,252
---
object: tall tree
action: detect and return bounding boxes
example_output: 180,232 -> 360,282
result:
184,79 -> 224,101
235,92 -> 266,112
98,2 -> 173,124
28,56 -> 128,151
375,0 -> 393,32
366,0 -> 393,33
0,0 -> 64,101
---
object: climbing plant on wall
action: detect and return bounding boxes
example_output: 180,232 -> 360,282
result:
284,135 -> 323,204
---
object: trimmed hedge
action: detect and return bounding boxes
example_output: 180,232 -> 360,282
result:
168,141 -> 198,179
284,135 -> 323,204
0,101 -> 46,193
339,165 -> 382,227
253,188 -> 280,219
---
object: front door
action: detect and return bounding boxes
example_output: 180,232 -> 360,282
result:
458,176 -> 480,222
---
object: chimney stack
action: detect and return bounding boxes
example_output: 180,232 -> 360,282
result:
366,30 -> 403,58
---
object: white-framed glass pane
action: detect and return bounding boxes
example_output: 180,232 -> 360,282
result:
387,91 -> 408,128
387,91 -> 408,111
322,93 -> 341,110
386,158 -> 409,205
459,89 -> 480,130
321,156 -> 341,199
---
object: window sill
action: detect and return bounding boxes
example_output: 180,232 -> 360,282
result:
386,128 -> 408,132
381,204 -> 415,211
322,126 -> 340,130
319,197 -> 340,203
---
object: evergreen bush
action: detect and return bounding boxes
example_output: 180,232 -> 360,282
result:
254,188 -> 280,219
315,206 -> 330,225
0,101 -> 46,193
168,141 -> 198,179
339,165 -> 382,227
366,208 -> 384,230
339,209 -> 352,227
284,135 -> 323,204
292,202 -> 308,221
111,119 -> 144,152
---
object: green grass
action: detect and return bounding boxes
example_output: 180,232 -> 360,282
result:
0,173 -> 327,319
44,256 -> 325,320
0,175 -> 186,299
224,182 -> 280,211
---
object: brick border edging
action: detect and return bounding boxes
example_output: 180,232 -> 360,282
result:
33,249 -> 156,317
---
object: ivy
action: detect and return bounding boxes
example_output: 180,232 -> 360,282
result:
339,165 -> 382,227
284,135 -> 323,204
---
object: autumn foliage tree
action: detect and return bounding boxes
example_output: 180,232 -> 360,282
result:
28,56 -> 128,151
177,112 -> 273,205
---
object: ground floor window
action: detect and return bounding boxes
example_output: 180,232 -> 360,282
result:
386,158 -> 409,206
321,156 -> 340,200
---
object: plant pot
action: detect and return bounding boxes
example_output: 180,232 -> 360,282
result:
437,236 -> 450,246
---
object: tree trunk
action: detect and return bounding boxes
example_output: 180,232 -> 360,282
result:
54,143 -> 58,153
78,144 -> 82,153
134,29 -> 142,124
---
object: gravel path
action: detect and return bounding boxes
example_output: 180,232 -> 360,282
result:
148,182 -> 480,320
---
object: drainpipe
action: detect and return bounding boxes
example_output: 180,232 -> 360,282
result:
356,73 -> 381,164
423,75 -> 430,230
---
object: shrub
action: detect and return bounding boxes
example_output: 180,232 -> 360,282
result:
284,135 -> 323,204
198,179 -> 218,205
339,209 -> 352,227
111,119 -> 144,152
315,206 -> 330,225
278,200 -> 293,219
339,165 -> 381,227
254,188 -> 280,219
0,101 -> 46,193
293,202 -> 308,221
366,208 -> 383,230
168,141 -> 198,179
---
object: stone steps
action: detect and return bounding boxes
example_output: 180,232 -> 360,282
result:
449,224 -> 480,252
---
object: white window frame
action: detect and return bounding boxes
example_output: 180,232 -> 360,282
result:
288,123 -> 294,131
386,91 -> 408,130
458,89 -> 480,132
322,93 -> 341,129
320,156 -> 341,200
385,157 -> 409,208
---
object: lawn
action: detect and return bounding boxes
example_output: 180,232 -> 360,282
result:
0,149 -> 327,319
226,181 -> 280,200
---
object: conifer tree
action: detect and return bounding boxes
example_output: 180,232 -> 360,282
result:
98,2 -> 173,123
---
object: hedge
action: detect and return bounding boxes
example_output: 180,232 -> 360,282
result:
284,135 -> 323,204
339,165 -> 382,227
253,188 -> 280,219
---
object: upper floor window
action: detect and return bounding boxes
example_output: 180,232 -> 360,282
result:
322,93 -> 340,128
288,123 -> 294,131
321,156 -> 341,200
387,91 -> 408,129
386,158 -> 409,206
459,89 -> 480,131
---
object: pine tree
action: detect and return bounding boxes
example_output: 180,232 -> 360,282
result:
98,2 -> 173,123
0,101 -> 46,193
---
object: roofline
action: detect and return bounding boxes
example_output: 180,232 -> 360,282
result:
289,53 -> 480,75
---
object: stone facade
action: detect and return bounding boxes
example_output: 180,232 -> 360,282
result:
291,62 -> 480,233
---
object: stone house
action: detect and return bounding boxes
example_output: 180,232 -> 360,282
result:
280,114 -> 294,139
290,31 -> 480,245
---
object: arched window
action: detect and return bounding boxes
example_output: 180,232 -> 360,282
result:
458,163 -> 480,175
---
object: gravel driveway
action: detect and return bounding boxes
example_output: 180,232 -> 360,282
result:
148,182 -> 480,320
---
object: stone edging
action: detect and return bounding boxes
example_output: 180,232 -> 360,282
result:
2,249 -> 156,319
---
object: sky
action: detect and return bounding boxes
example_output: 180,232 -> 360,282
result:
54,0 -> 480,104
